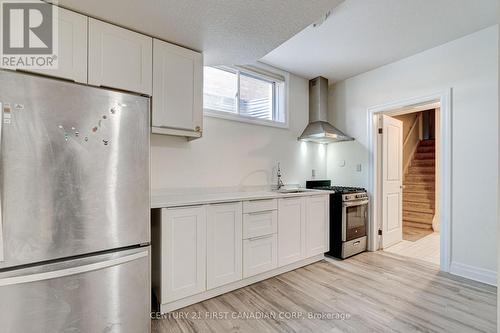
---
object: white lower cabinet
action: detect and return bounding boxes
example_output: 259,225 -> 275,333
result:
154,194 -> 329,312
278,197 -> 306,266
306,195 -> 329,256
161,206 -> 206,303
243,234 -> 278,278
207,202 -> 243,289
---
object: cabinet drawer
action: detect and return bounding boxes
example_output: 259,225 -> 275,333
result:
243,199 -> 277,214
243,210 -> 277,239
243,234 -> 277,278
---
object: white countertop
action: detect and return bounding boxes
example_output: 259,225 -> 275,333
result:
151,188 -> 333,208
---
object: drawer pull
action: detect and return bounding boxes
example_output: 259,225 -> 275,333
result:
247,210 -> 274,216
247,234 -> 272,241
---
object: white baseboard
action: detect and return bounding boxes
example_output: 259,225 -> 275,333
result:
160,254 -> 325,313
449,261 -> 497,286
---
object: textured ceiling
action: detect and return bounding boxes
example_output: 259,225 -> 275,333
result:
261,0 -> 499,82
57,0 -> 343,66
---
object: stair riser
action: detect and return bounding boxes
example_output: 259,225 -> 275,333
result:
404,185 -> 435,192
403,210 -> 434,219
417,147 -> 435,153
419,140 -> 435,147
403,215 -> 433,224
407,168 -> 435,175
412,160 -> 435,167
404,206 -> 434,214
405,176 -> 435,184
404,221 -> 433,229
403,201 -> 434,210
414,153 -> 435,160
404,193 -> 435,202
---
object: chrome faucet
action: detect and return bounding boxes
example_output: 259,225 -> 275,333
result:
277,162 -> 284,190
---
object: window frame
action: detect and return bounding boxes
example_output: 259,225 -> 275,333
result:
203,65 -> 289,129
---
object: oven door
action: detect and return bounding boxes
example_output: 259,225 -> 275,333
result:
341,199 -> 369,241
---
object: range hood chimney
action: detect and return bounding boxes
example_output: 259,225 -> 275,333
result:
298,76 -> 354,144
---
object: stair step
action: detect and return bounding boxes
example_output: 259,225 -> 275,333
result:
403,210 -> 434,224
403,199 -> 434,207
405,174 -> 435,183
404,184 -> 435,193
417,146 -> 435,153
419,140 -> 435,147
404,221 -> 434,229
403,204 -> 434,214
414,152 -> 435,160
407,166 -> 435,175
404,192 -> 435,202
412,159 -> 435,167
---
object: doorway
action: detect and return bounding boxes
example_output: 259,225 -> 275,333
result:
383,109 -> 440,265
366,90 -> 451,272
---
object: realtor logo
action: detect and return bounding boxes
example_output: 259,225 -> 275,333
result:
1,0 -> 58,69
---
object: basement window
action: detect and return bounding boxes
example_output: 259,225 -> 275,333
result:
203,65 -> 288,128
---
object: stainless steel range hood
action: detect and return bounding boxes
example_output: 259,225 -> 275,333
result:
298,76 -> 354,144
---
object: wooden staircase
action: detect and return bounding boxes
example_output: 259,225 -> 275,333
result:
403,140 -> 435,229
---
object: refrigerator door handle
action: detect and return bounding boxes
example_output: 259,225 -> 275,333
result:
0,101 -> 3,262
0,250 -> 148,287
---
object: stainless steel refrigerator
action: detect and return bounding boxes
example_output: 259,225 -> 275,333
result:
0,71 -> 151,332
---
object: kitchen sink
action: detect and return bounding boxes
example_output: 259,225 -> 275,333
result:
276,188 -> 309,194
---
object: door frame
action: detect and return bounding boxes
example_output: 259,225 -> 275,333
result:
366,89 -> 452,272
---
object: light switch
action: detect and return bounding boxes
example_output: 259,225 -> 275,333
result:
356,164 -> 362,172
339,160 -> 346,167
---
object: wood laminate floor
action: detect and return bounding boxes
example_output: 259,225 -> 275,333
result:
152,251 -> 496,333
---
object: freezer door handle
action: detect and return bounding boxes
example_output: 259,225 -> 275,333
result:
0,250 -> 148,287
0,101 -> 3,262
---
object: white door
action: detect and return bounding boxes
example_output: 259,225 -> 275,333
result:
278,197 -> 306,266
306,195 -> 329,257
88,18 -> 152,95
152,39 -> 203,133
162,206 -> 206,303
27,7 -> 88,83
207,202 -> 242,289
381,114 -> 403,248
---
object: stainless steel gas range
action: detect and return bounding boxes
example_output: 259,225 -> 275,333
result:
306,180 -> 368,259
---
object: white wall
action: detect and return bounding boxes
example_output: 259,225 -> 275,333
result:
327,26 -> 498,281
151,73 -> 326,190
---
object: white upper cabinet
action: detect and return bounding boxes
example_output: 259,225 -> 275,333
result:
306,195 -> 329,257
88,18 -> 152,95
207,202 -> 243,289
20,7 -> 88,83
152,39 -> 203,138
278,197 -> 306,266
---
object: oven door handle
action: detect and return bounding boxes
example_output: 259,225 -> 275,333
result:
342,199 -> 369,207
